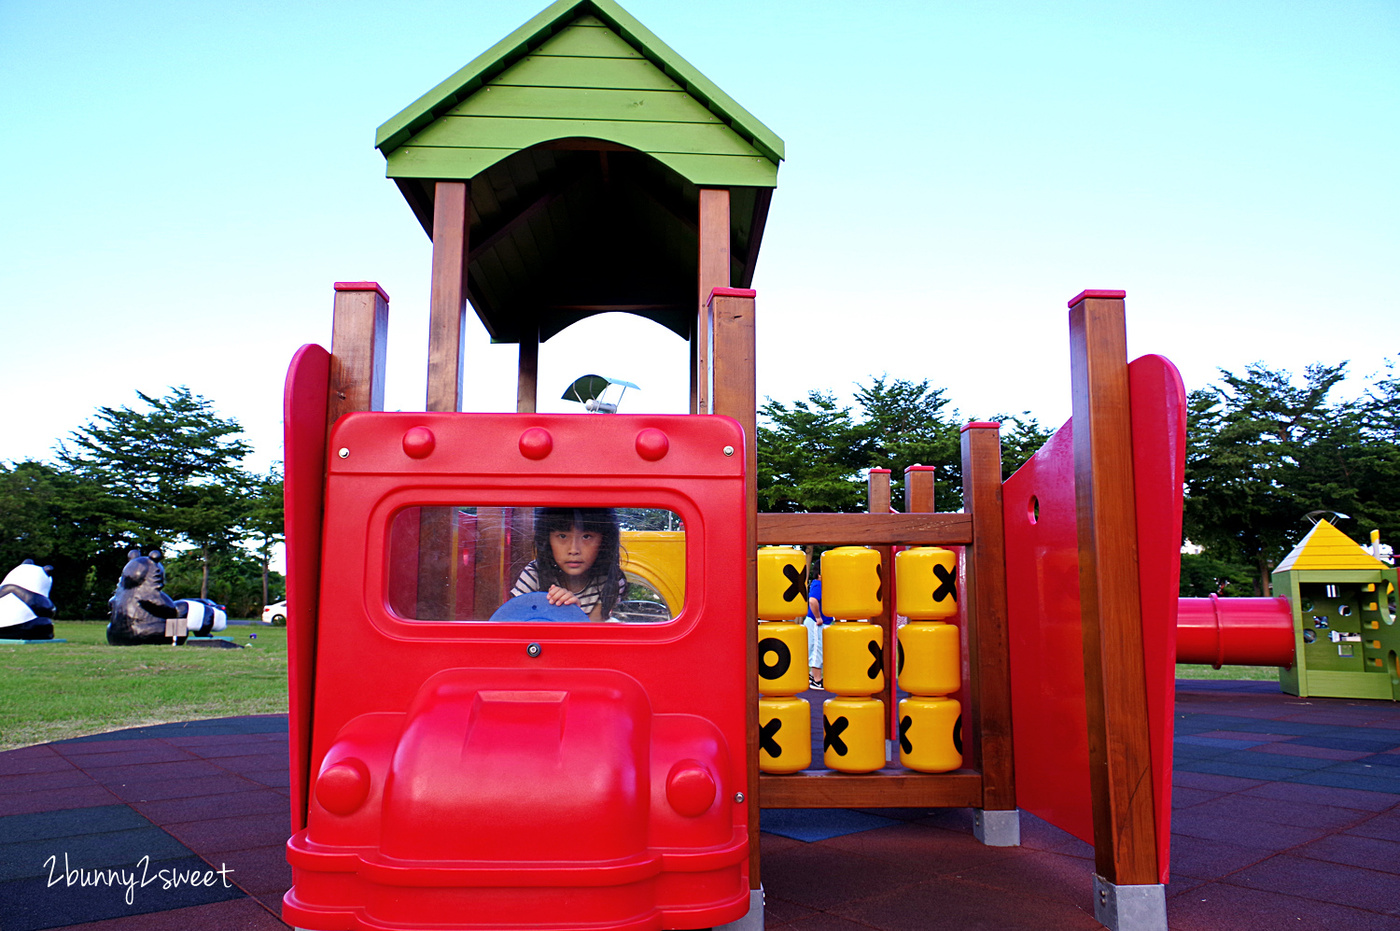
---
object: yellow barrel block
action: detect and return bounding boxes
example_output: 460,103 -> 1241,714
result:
821,546 -> 883,619
758,621 -> 811,696
898,696 -> 962,773
822,697 -> 886,773
758,546 -> 808,620
823,621 -> 885,696
759,696 -> 812,774
896,621 -> 961,696
895,546 -> 959,620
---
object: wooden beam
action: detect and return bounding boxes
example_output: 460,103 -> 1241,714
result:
1069,290 -> 1159,885
427,180 -> 470,413
868,469 -> 895,739
327,282 -> 389,430
961,422 -> 1016,813
695,188 -> 730,414
759,771 -> 984,809
905,465 -> 936,514
708,286 -> 757,889
517,326 -> 538,413
758,512 -> 972,546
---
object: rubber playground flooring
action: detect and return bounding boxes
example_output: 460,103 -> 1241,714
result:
2,680 -> 1398,931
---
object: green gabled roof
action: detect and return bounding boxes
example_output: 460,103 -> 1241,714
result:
375,0 -> 784,176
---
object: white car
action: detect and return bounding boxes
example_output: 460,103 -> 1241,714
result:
262,600 -> 287,625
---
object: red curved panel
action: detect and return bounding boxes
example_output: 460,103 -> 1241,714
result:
1003,353 -> 1185,884
283,343 -> 330,833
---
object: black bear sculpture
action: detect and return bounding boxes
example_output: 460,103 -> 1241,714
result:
107,550 -> 182,645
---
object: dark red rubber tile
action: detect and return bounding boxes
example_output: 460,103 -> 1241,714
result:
0,783 -> 120,816
53,740 -> 192,764
68,758 -> 229,783
240,767 -> 291,788
43,895 -> 289,930
1017,814 -> 1094,858
1172,770 -> 1267,792
762,892 -> 821,925
1347,809 -> 1400,842
164,732 -> 285,752
0,746 -> 76,776
1198,730 -> 1293,742
198,750 -> 285,767
757,843 -> 927,911
1241,780 -> 1400,812
0,766 -> 96,795
1250,741 -> 1371,761
820,821 -> 1010,873
1170,785 -> 1225,809
1293,832 -> 1400,871
162,811 -> 291,856
1181,793 -> 1375,831
1167,881 -> 1398,931
1166,834 -> 1271,880
1170,807 -> 1330,849
213,843 -> 292,896
828,872 -> 1101,931
106,774 -> 266,803
130,787 -> 290,826
1227,853 -> 1400,913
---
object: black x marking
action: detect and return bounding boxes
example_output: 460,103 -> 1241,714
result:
899,715 -> 914,754
782,563 -> 808,603
875,562 -> 884,603
866,640 -> 884,679
932,563 -> 958,603
760,717 -> 783,757
823,716 -> 850,755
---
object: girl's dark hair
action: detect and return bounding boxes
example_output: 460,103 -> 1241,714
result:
532,507 -> 625,618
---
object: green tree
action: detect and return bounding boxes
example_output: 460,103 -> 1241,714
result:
1182,362 -> 1366,595
757,376 -> 1056,514
0,460 -> 127,617
55,387 -> 254,598
243,467 -> 285,609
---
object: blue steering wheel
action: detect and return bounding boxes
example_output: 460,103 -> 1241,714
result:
487,591 -> 590,623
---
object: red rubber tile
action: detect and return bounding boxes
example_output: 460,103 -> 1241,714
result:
1227,853 -> 1400,913
1167,881 -> 1398,931
820,821 -> 1012,873
0,783 -> 120,816
67,759 -> 229,783
1166,835 -> 1271,880
1241,780 -> 1399,812
129,787 -> 290,826
0,746 -> 75,776
827,872 -> 1101,931
161,811 -> 292,856
42,895 -> 289,930
1293,832 -> 1400,872
212,843 -> 292,896
1172,770 -> 1267,792
106,774 -> 266,803
1181,793 -> 1375,831
0,766 -> 96,795
1170,808 -> 1330,849
1251,741 -> 1373,761
1347,809 -> 1400,843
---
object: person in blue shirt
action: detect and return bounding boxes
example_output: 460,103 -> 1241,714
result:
804,564 -> 833,689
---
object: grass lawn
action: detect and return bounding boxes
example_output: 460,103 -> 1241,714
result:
1175,663 -> 1281,682
0,620 -> 288,751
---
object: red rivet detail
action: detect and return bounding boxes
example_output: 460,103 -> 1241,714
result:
635,428 -> 670,461
519,427 -> 553,460
402,426 -> 435,459
316,758 -> 370,815
665,760 -> 717,817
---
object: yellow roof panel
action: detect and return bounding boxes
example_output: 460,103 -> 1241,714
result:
1275,521 -> 1388,573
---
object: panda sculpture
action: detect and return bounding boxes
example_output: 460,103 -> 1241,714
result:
0,560 -> 56,640
107,549 -> 181,645
175,598 -> 228,637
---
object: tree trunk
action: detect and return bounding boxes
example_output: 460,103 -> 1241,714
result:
201,545 -> 210,600
1257,553 -> 1272,597
261,543 -> 269,608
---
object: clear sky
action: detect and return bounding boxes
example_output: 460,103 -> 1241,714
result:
2,0 -> 1397,476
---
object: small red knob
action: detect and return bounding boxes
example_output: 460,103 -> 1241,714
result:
635,428 -> 670,461
666,760 -> 717,817
316,758 -> 370,815
519,427 -> 554,460
402,426 -> 435,459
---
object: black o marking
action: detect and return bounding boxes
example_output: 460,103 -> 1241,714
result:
953,713 -> 963,755
823,716 -> 850,755
759,637 -> 792,680
760,717 -> 783,757
932,563 -> 958,603
782,563 -> 808,603
866,640 -> 884,679
897,638 -> 905,676
900,715 -> 914,754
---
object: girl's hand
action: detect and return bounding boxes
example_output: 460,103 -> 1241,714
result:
546,585 -> 581,607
